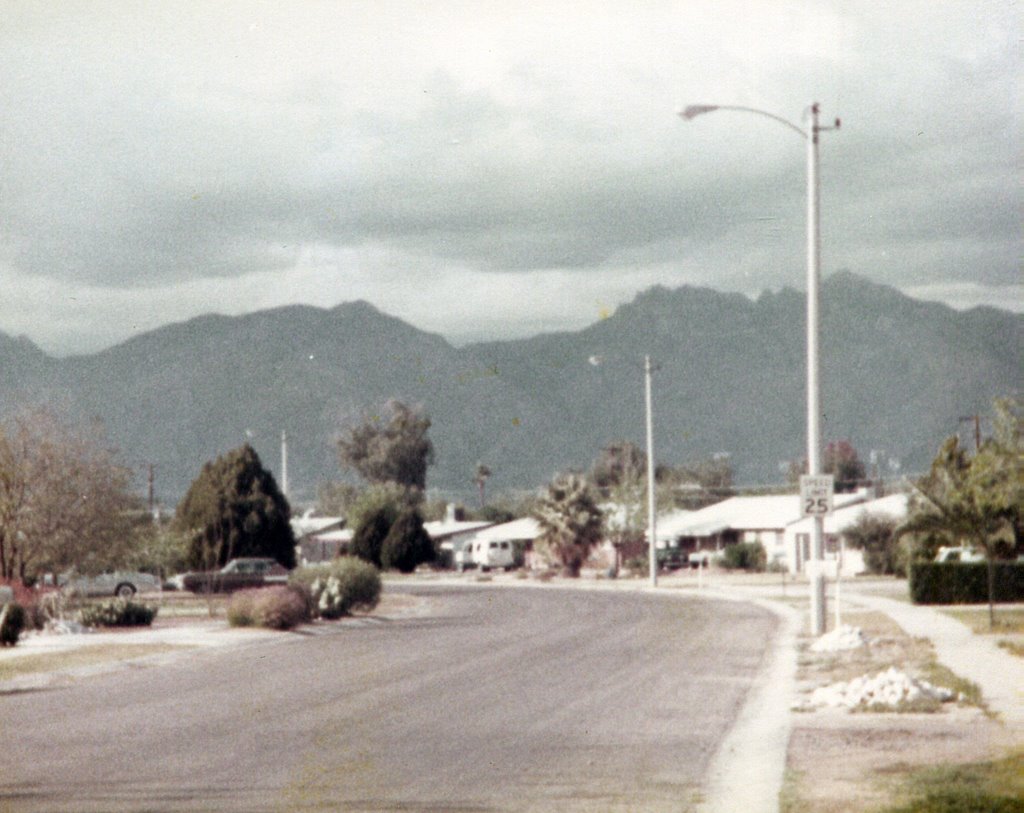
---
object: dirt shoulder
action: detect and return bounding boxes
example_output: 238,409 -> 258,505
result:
783,607 -> 1021,813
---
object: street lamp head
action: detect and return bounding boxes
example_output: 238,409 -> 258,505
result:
679,105 -> 719,120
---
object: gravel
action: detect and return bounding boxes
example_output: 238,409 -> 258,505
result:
796,666 -> 957,711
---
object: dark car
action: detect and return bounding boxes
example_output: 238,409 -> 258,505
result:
170,558 -> 289,594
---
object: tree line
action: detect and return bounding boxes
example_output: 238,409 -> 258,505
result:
1,395 -> 1019,588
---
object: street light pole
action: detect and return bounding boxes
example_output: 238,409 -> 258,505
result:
589,353 -> 660,587
645,355 -> 658,588
680,102 -> 840,635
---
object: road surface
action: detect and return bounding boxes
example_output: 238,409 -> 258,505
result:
2,584 -> 778,812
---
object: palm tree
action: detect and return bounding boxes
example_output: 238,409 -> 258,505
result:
532,473 -> 604,577
474,462 -> 491,509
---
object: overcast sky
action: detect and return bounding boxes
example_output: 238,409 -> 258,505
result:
1,1 -> 1019,356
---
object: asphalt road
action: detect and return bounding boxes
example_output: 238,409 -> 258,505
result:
2,585 -> 778,812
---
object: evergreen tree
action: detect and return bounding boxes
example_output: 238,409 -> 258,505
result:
381,509 -> 435,573
175,444 -> 295,570
350,505 -> 396,568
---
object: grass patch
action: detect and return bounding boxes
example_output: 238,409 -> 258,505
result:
941,608 -> 1024,635
880,751 -> 1024,813
0,643 -> 190,682
919,661 -> 985,709
154,593 -> 228,618
997,640 -> 1024,658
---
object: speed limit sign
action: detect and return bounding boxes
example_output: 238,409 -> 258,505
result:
800,475 -> 834,516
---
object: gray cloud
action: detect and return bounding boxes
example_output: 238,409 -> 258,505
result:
0,1 -> 1018,355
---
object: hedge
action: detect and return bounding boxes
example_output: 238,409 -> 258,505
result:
908,562 -> 1024,604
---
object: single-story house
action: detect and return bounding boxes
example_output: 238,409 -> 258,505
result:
427,505 -> 496,568
291,511 -> 346,565
300,528 -> 354,565
784,492 -> 909,577
657,491 -> 873,572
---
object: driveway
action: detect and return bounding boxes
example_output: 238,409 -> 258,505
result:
1,584 -> 779,812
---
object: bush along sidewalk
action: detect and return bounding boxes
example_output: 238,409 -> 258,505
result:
79,599 -> 158,628
290,558 -> 382,620
227,585 -> 312,631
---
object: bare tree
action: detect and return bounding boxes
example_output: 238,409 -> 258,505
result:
0,408 -> 138,581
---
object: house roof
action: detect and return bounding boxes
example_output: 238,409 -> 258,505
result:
422,519 -> 494,542
309,528 -> 354,543
291,515 -> 345,538
660,491 -> 870,538
466,517 -> 542,544
787,492 -> 909,536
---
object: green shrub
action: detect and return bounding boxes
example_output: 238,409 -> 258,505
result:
79,598 -> 158,628
290,558 -> 381,620
381,509 -> 435,573
0,602 -> 27,646
350,506 -> 396,568
909,562 -> 1024,604
720,542 -> 767,572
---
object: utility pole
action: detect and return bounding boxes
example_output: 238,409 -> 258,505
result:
645,355 -> 658,588
147,463 -> 156,520
281,431 -> 289,497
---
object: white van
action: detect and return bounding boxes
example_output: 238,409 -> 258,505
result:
934,546 -> 984,563
472,538 -> 515,571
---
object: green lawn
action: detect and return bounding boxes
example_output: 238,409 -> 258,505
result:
880,751 -> 1024,813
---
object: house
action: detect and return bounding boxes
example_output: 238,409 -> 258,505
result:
657,492 -> 872,572
427,504 -> 495,568
291,511 -> 346,565
300,528 -> 354,564
784,492 -> 909,577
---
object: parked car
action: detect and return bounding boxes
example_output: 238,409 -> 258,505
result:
656,541 -> 687,571
169,558 -> 289,594
59,571 -> 161,598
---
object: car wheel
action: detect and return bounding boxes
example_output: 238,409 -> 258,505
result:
115,583 -> 136,599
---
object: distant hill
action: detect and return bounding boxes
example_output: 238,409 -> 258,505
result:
1,273 -> 1019,507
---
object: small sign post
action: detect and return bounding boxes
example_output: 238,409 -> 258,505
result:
800,474 -> 834,517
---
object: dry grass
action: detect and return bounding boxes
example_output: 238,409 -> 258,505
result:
785,608 -> 1008,813
941,608 -> 1024,634
0,643 -> 191,682
997,640 -> 1024,658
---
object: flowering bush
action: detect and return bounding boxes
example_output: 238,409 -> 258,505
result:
79,598 -> 158,628
0,579 -> 53,631
291,558 -> 381,620
228,586 -> 312,630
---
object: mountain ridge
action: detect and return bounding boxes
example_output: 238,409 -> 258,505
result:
0,273 -> 1019,505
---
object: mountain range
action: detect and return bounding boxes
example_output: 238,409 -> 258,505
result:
1,272 -> 1020,507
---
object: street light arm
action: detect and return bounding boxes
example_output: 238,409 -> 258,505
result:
679,104 -> 807,139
